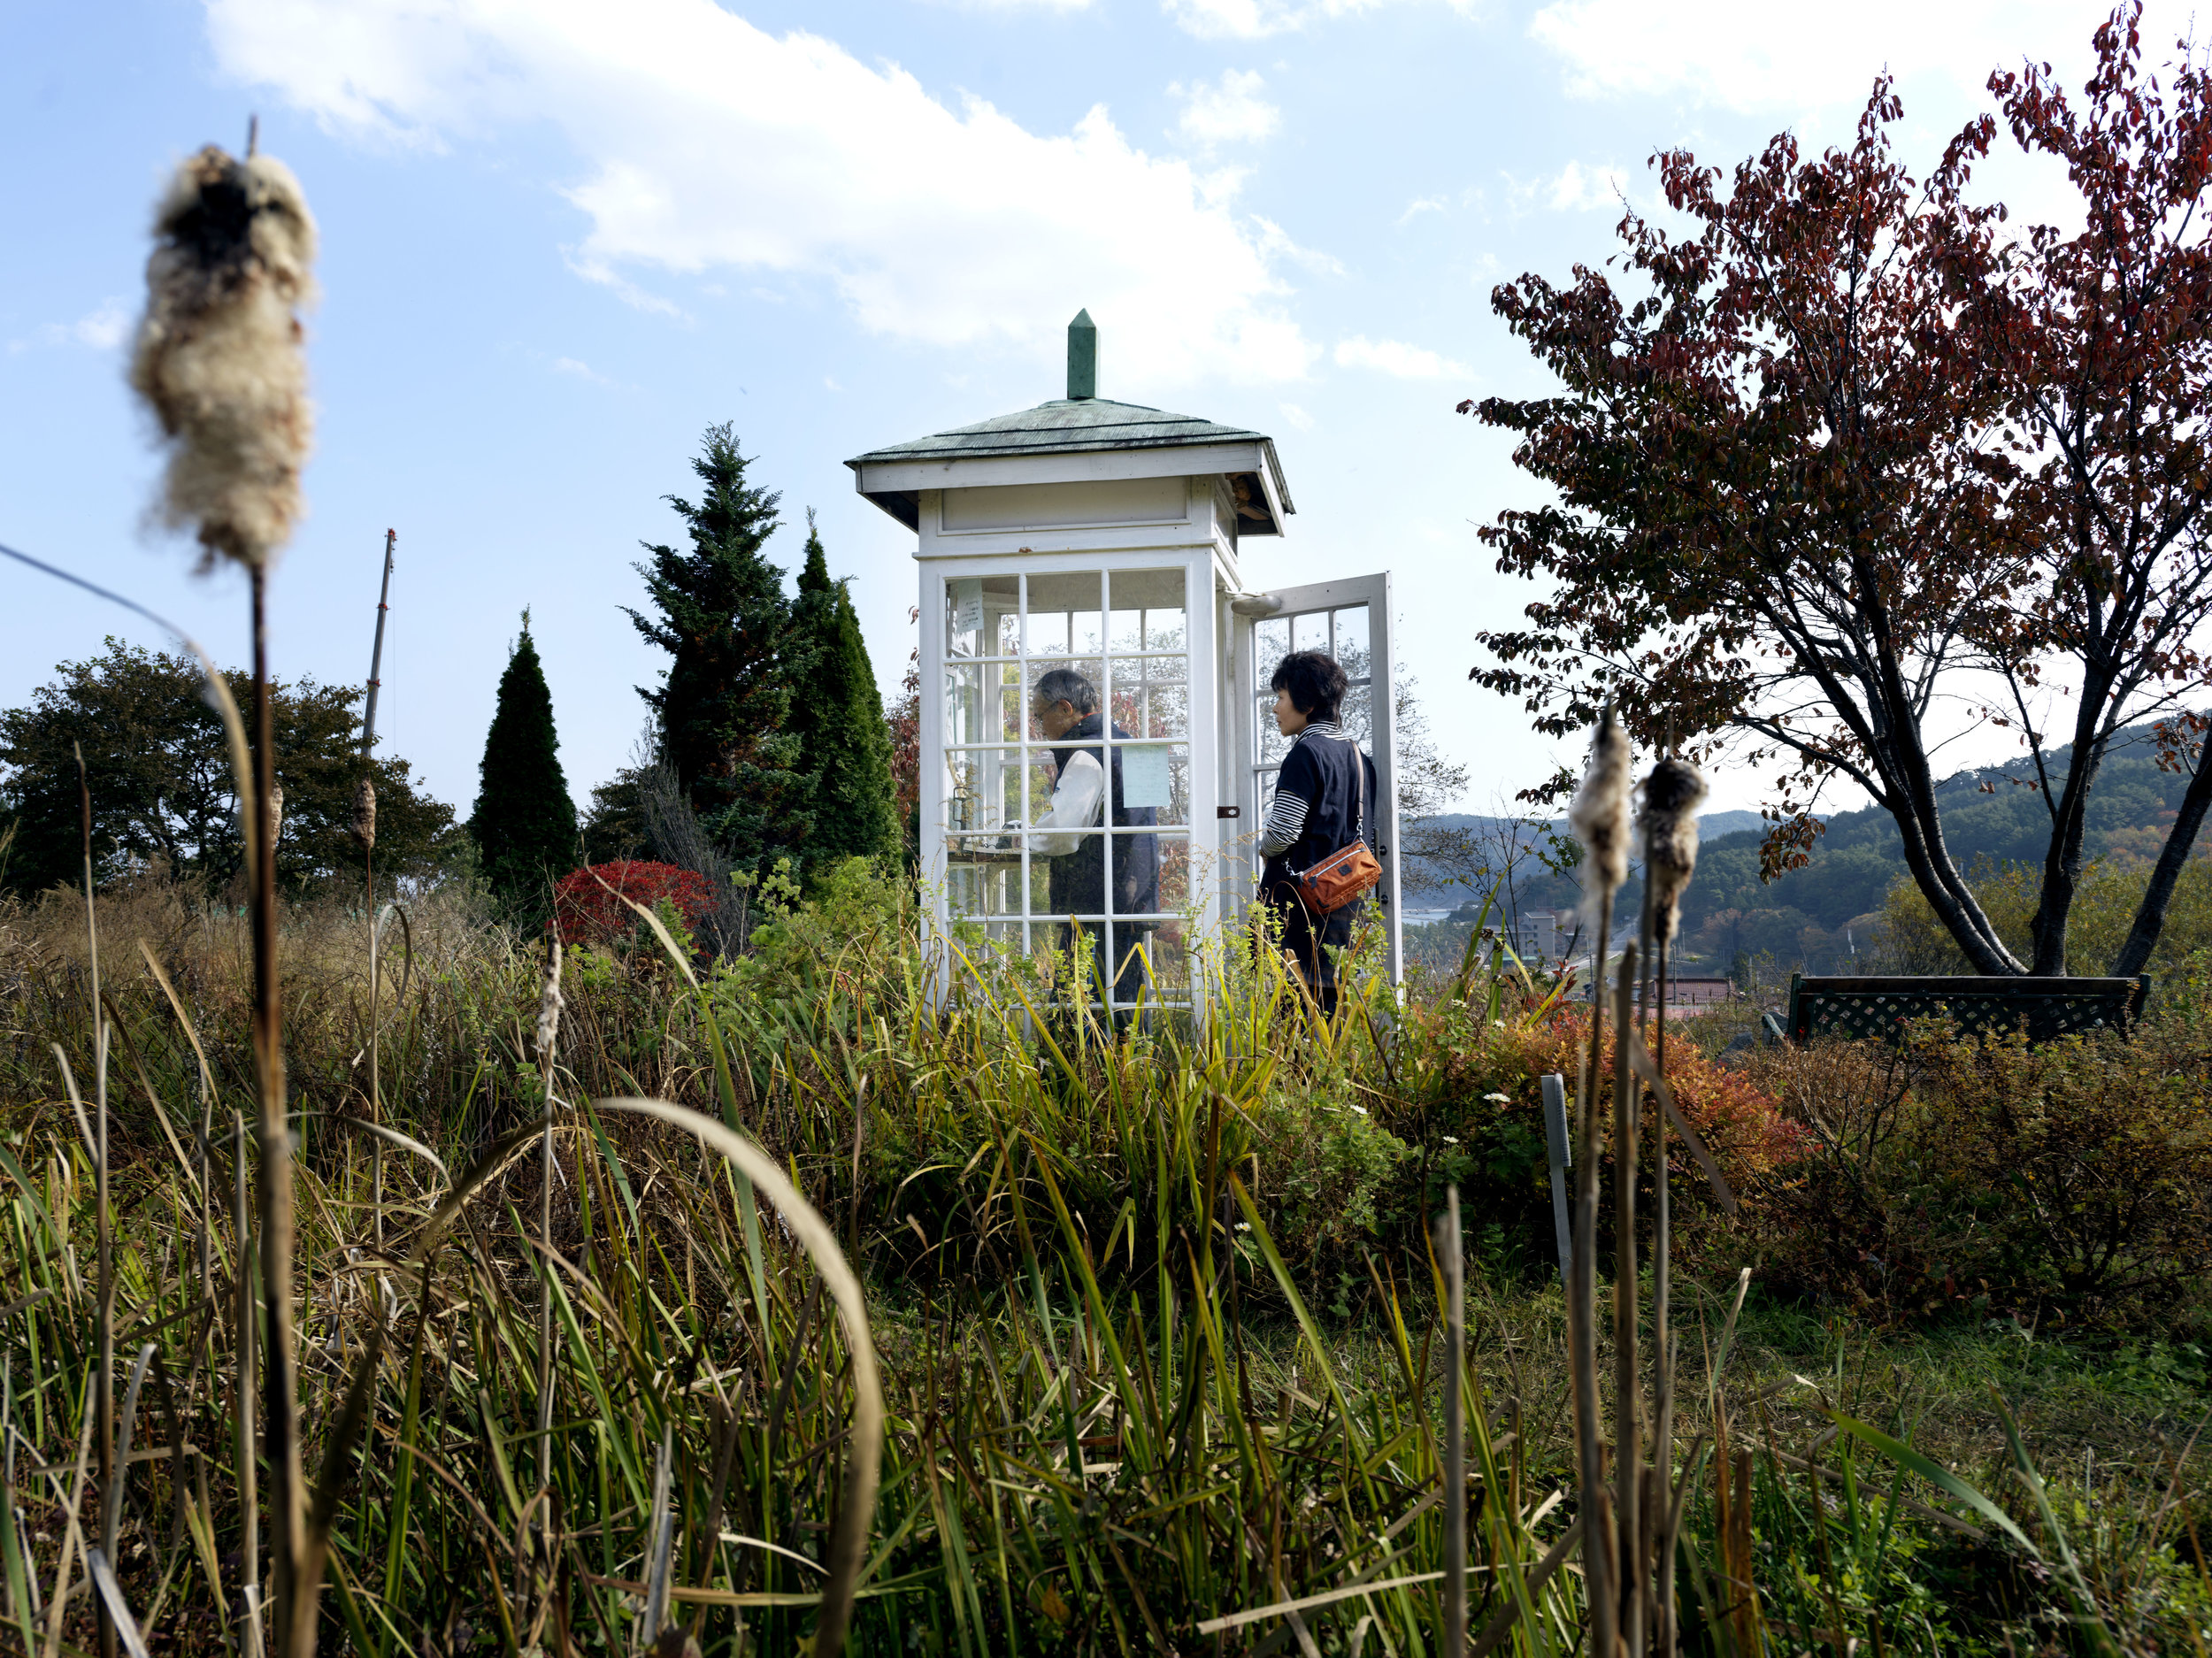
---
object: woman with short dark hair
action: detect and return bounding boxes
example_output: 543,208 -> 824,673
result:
1256,649 -> 1376,1015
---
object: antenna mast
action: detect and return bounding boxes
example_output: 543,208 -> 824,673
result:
364,529 -> 396,754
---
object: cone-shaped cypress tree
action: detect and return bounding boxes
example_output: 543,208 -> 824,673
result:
626,424 -> 813,875
469,610 -> 580,925
787,510 -> 900,871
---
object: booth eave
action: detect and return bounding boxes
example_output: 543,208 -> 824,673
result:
847,396 -> 1293,534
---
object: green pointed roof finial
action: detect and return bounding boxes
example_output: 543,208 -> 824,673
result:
1066,309 -> 1096,401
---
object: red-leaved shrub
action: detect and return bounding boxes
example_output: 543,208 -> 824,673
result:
553,860 -> 714,948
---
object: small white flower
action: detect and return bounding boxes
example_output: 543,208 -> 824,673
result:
1234,1222 -> 1251,1232
1351,1103 -> 1369,1116
1442,1136 -> 1460,1145
1483,1092 -> 1510,1103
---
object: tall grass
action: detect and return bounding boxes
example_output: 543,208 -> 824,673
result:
2,866 -> 2203,1651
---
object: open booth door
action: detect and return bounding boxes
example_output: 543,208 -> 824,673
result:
1227,573 -> 1401,986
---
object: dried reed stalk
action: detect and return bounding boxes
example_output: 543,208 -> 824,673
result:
535,940 -> 565,1482
74,747 -> 114,1658
1638,755 -> 1707,1650
130,134 -> 317,1657
1565,704 -> 1631,1657
1435,1187 -> 1467,1653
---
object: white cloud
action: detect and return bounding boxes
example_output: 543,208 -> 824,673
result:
10,296 -> 131,354
208,0 -> 1317,386
1546,160 -> 1629,212
1278,400 -> 1315,429
1396,196 -> 1447,226
552,356 -> 610,383
1171,69 -> 1280,147
1334,335 -> 1468,379
1526,0 -> 2145,114
1252,216 -> 1345,277
1164,0 -> 1472,40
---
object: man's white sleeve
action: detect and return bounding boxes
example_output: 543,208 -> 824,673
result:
1027,751 -> 1106,856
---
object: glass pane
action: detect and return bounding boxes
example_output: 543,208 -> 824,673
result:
1024,749 -> 1063,825
1292,610 -> 1329,653
1025,571 -> 1104,656
1110,742 -> 1187,825
1027,659 -> 1105,739
1333,606 -> 1371,680
947,862 -> 983,917
1109,661 -> 1189,739
944,665 -> 987,747
946,576 -> 1019,658
1110,568 -> 1187,655
1155,836 -> 1192,910
1130,924 -> 1192,1003
995,677 -> 1025,744
946,749 -> 1022,837
1025,831 -> 1106,919
1258,698 -> 1290,764
1340,681 -> 1372,748
1255,616 -> 1290,677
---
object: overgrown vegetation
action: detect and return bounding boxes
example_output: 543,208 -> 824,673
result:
0,864 -> 2205,1653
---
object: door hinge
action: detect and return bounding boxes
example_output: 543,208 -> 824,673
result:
1217,805 -> 1241,819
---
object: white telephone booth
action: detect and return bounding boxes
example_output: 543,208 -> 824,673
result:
849,312 -> 1401,1017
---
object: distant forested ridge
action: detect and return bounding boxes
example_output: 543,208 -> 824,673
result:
1407,720 -> 2209,973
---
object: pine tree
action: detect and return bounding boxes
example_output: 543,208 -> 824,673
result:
787,510 -> 900,871
626,424 -> 813,874
468,611 -> 580,925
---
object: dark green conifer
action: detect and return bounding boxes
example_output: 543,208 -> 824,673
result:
468,611 -> 579,925
626,424 -> 812,874
787,510 -> 900,871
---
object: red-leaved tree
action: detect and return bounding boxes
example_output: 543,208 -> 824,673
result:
1468,4 -> 2212,977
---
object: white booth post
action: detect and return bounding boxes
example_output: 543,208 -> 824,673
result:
849,312 -> 1402,1017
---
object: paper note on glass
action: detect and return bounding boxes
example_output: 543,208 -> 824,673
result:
1120,744 -> 1171,809
951,578 -> 985,641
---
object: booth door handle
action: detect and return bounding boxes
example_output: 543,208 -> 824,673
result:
1217,806 -> 1241,818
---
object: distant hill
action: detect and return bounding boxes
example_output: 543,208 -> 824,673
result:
1403,719 -> 2208,974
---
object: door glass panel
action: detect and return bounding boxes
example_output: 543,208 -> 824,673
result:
1292,610 -> 1329,653
1339,681 -> 1372,748
1333,605 -> 1371,679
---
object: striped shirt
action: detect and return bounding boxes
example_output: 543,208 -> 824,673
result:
1257,718 -> 1348,858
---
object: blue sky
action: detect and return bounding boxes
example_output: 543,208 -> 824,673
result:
1,0 -> 2155,825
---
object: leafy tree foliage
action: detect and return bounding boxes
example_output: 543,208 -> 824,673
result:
580,769 -> 652,864
0,637 -> 453,897
786,511 -> 899,870
468,613 -> 579,926
1468,9 -> 2212,978
626,424 -> 813,877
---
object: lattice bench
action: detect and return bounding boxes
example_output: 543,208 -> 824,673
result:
1786,973 -> 2149,1045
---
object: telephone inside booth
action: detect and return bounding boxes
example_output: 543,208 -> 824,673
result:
849,311 -> 1400,1017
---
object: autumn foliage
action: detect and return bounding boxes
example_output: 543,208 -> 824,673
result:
1468,3 -> 2212,980
552,859 -> 716,948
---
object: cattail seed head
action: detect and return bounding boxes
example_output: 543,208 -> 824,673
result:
535,938 -> 565,1066
1639,756 -> 1709,946
1568,702 -> 1632,926
130,145 -> 317,572
350,776 -> 377,851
